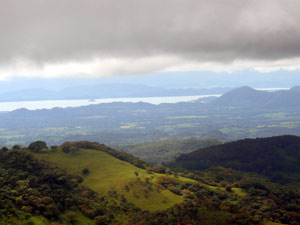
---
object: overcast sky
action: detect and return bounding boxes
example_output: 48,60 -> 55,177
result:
1,0 -> 300,79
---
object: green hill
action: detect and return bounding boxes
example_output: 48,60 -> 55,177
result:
34,147 -> 185,211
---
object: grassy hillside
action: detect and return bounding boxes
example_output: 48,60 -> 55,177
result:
0,149 -> 127,225
34,148 -> 184,211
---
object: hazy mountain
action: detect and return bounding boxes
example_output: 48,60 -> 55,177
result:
211,86 -> 300,109
3,86 -> 300,146
0,84 -> 231,102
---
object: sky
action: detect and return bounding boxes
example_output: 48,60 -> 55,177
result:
1,0 -> 300,80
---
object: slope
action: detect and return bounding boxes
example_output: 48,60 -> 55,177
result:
170,135 -> 300,184
34,148 -> 183,211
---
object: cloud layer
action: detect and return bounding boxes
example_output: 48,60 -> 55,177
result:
1,0 -> 300,78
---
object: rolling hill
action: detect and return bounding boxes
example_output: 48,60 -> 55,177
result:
34,147 -> 185,211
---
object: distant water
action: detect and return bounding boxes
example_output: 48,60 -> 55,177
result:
255,87 -> 290,91
0,95 -> 221,111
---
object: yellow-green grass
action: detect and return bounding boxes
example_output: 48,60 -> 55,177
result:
265,221 -> 286,225
231,187 -> 247,196
34,149 -> 182,211
205,185 -> 247,197
28,216 -> 48,225
27,211 -> 95,225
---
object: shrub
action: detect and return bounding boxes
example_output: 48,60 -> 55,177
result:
28,141 -> 48,152
1,146 -> 8,152
50,145 -> 58,150
12,145 -> 21,150
82,168 -> 90,175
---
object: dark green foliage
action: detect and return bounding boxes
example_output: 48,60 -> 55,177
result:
0,150 -> 77,220
149,164 -> 166,173
12,145 -> 21,150
171,135 -> 300,184
50,145 -> 58,150
1,146 -> 8,151
28,140 -> 48,152
0,149 -> 141,224
82,168 -> 90,175
172,166 -> 300,225
128,200 -> 262,225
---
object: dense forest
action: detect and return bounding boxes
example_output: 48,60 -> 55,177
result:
170,135 -> 300,185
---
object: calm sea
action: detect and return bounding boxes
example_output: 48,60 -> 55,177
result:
0,95 -> 221,111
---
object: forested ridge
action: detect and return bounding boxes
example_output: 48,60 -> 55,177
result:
171,135 -> 300,184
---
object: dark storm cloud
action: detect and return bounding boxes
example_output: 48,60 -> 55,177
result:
1,0 -> 300,64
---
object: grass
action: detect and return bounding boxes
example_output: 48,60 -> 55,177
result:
231,187 -> 247,196
265,221 -> 286,225
28,216 -> 49,225
205,184 -> 247,197
26,211 -> 96,225
34,148 -> 183,211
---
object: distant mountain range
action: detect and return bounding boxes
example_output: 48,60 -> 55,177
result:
2,86 -> 300,146
0,84 -> 232,102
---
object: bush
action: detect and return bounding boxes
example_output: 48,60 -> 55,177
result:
62,142 -> 79,154
82,168 -> 90,175
28,141 -> 48,152
50,145 -> 58,150
12,145 -> 21,150
1,146 -> 8,152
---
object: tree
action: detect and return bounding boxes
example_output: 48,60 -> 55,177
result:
1,146 -> 8,152
82,168 -> 90,175
50,145 -> 58,150
12,145 -> 21,150
28,141 -> 48,152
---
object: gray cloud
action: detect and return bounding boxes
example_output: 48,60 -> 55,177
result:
1,0 -> 300,70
